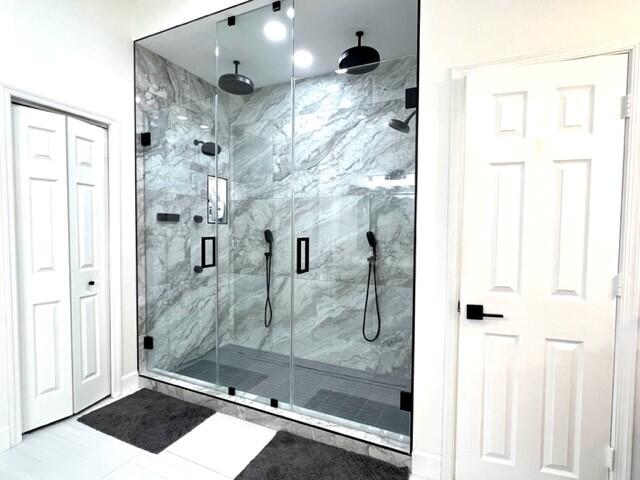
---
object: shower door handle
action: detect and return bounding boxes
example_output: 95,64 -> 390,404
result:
296,237 -> 309,274
201,236 -> 216,269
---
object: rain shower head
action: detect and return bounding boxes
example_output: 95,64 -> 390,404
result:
219,60 -> 255,95
194,139 -> 222,156
338,31 -> 380,75
388,110 -> 417,134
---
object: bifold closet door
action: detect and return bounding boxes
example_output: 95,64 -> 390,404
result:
14,106 -> 74,432
66,117 -> 110,413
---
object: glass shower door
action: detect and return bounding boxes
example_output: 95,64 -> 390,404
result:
214,1 -> 294,407
137,43 -> 219,385
291,57 -> 417,440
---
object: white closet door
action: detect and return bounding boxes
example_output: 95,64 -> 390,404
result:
456,55 -> 627,480
66,117 -> 110,413
14,105 -> 73,432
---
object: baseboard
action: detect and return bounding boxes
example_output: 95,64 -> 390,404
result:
0,425 -> 11,453
411,449 -> 442,480
120,371 -> 139,396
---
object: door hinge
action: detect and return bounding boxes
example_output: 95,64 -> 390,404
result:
143,336 -> 154,350
606,446 -> 615,470
400,391 -> 413,412
621,95 -> 631,119
614,274 -> 623,297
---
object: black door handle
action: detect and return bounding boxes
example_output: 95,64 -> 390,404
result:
466,304 -> 504,320
296,237 -> 309,274
201,236 -> 216,269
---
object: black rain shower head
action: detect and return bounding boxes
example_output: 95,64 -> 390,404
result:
338,31 -> 380,75
219,60 -> 255,95
389,110 -> 417,134
194,139 -> 222,156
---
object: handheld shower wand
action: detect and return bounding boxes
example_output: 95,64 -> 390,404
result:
264,229 -> 274,328
363,231 -> 381,342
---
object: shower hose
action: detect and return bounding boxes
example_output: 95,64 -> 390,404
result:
363,254 -> 381,342
264,250 -> 273,328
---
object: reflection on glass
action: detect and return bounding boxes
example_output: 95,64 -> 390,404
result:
208,175 -> 228,224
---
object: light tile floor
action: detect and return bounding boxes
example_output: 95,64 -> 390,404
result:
0,393 -> 276,479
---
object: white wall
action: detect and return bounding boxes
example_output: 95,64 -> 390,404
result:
0,0 -> 138,449
132,0 -> 239,39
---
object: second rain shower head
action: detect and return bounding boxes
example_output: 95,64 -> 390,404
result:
388,110 -> 417,134
219,60 -> 255,95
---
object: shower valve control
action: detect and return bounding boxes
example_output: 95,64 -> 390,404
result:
466,304 -> 504,320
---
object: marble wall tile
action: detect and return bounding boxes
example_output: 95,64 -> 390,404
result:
231,82 -> 292,124
138,48 -> 416,382
295,70 -> 373,115
294,195 -> 369,285
137,47 -> 220,372
371,56 -> 418,104
228,197 -> 292,276
224,273 -> 291,355
135,45 -> 189,111
294,99 -> 416,198
135,45 -> 217,111
291,278 -> 412,379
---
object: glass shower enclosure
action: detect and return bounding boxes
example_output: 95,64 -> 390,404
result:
136,0 -> 418,450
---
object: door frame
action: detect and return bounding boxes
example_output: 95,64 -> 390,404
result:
442,39 -> 640,480
0,84 -> 124,447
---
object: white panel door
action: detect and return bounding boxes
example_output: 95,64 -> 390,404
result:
13,105 -> 73,432
456,54 -> 628,480
67,117 -> 110,413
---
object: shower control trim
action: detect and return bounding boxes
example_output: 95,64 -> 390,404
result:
296,237 -> 309,274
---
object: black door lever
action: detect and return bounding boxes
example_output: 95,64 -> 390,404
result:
466,304 -> 504,320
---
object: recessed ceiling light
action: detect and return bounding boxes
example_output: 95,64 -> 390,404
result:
264,20 -> 287,42
176,115 -> 188,121
200,125 -> 209,130
286,7 -> 295,18
294,50 -> 313,68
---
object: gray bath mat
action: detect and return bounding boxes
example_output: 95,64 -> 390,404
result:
78,389 -> 214,453
177,360 -> 268,392
236,431 -> 409,480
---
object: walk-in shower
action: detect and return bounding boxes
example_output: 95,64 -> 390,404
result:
135,0 -> 418,452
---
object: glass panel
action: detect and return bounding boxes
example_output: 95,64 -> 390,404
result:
215,0 -> 294,407
291,0 -> 417,443
136,42 -> 219,385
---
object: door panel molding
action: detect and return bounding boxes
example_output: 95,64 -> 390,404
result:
442,43 -> 640,480
0,85 -> 125,450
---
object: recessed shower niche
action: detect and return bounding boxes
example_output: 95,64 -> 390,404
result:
135,0 -> 418,451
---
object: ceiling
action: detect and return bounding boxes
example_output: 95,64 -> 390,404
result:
138,0 -> 418,89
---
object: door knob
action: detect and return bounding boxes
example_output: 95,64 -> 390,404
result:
88,280 -> 95,286
466,304 -> 504,320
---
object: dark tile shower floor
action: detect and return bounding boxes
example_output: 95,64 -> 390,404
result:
176,344 -> 411,436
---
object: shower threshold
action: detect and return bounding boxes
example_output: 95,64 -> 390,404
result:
144,344 -> 411,452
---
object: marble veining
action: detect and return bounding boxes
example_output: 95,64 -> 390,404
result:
137,45 -> 416,414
